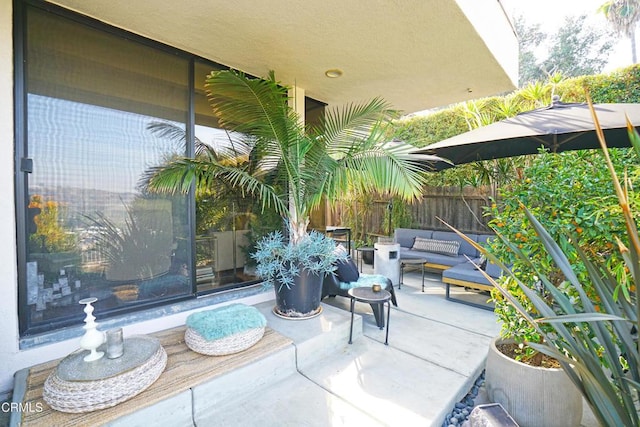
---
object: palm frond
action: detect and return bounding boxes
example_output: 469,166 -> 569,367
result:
319,97 -> 397,152
205,70 -> 303,148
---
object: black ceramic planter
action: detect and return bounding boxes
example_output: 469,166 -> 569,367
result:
273,266 -> 323,319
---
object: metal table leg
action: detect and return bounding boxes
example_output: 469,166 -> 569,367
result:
385,300 -> 390,345
349,297 -> 355,344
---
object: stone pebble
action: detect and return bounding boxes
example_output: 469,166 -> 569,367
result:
441,370 -> 484,427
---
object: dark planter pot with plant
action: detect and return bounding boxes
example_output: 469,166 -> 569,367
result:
252,230 -> 347,318
273,266 -> 322,318
145,69 -> 432,321
362,250 -> 374,265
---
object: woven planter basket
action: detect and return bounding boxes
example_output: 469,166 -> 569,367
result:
185,326 -> 265,356
43,345 -> 167,413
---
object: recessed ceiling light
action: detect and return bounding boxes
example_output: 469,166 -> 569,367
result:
325,69 -> 343,78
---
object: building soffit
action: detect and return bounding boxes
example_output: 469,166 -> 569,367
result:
47,0 -> 518,115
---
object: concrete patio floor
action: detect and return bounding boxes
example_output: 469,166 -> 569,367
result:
4,263 -> 601,426
197,264 -> 501,427
198,262 -> 600,427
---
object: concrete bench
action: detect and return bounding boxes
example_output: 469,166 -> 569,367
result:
10,325 -> 292,426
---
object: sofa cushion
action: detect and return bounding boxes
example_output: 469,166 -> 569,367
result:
423,252 -> 468,267
399,247 -> 429,260
395,228 -> 432,248
399,247 -> 466,267
485,261 -> 503,278
411,237 -> 460,256
442,262 -> 494,286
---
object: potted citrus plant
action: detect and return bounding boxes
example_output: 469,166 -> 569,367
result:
146,69 -> 431,318
452,101 -> 640,427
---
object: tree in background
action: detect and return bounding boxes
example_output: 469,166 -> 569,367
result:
516,15 -> 614,86
28,194 -> 76,253
515,16 -> 548,87
599,0 -> 640,63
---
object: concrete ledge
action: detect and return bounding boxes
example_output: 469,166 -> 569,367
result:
192,346 -> 297,422
255,301 -> 361,371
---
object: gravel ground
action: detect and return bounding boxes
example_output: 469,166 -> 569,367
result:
442,371 -> 488,427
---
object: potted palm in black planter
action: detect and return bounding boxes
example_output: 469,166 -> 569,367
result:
146,69 -> 437,318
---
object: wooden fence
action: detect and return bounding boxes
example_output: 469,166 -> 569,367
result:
326,186 -> 495,242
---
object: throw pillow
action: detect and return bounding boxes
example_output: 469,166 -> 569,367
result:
411,237 -> 460,256
335,257 -> 359,283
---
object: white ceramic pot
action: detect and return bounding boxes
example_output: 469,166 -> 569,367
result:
485,337 -> 582,427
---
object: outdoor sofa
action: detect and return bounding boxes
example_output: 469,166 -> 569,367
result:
394,228 -> 501,310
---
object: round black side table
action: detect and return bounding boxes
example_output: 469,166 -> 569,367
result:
347,287 -> 391,345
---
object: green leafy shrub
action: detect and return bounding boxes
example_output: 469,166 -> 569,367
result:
452,103 -> 640,426
487,148 -> 639,359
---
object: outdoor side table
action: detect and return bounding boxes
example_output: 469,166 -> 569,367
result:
43,335 -> 166,413
348,287 -> 391,345
400,258 -> 425,292
355,246 -> 375,272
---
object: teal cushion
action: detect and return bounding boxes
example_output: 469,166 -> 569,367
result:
339,274 -> 388,290
186,303 -> 266,341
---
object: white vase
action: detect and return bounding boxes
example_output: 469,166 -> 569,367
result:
79,297 -> 105,362
485,337 -> 582,427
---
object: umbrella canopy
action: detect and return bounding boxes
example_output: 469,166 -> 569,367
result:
405,153 -> 454,171
414,98 -> 640,165
380,139 -> 453,171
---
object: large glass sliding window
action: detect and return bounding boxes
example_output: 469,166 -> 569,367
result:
19,5 -> 194,334
191,61 -> 266,293
16,1 -> 326,337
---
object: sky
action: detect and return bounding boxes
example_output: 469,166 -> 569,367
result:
501,0 -> 636,72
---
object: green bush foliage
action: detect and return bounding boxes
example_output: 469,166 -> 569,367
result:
486,148 -> 639,357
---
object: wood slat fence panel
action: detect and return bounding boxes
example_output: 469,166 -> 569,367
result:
328,186 -> 495,239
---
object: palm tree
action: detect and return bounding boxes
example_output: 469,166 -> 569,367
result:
599,0 -> 640,63
144,69 -> 433,244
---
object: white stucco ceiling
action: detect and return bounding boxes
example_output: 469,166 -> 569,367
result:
48,0 -> 518,114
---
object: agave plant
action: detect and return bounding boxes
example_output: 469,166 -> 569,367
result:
450,99 -> 640,427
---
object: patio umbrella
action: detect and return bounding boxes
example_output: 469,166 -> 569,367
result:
414,98 -> 640,165
405,153 -> 454,171
381,139 -> 453,171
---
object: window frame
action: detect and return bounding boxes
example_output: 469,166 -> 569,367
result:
14,0 -> 325,338
14,0 -> 222,336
